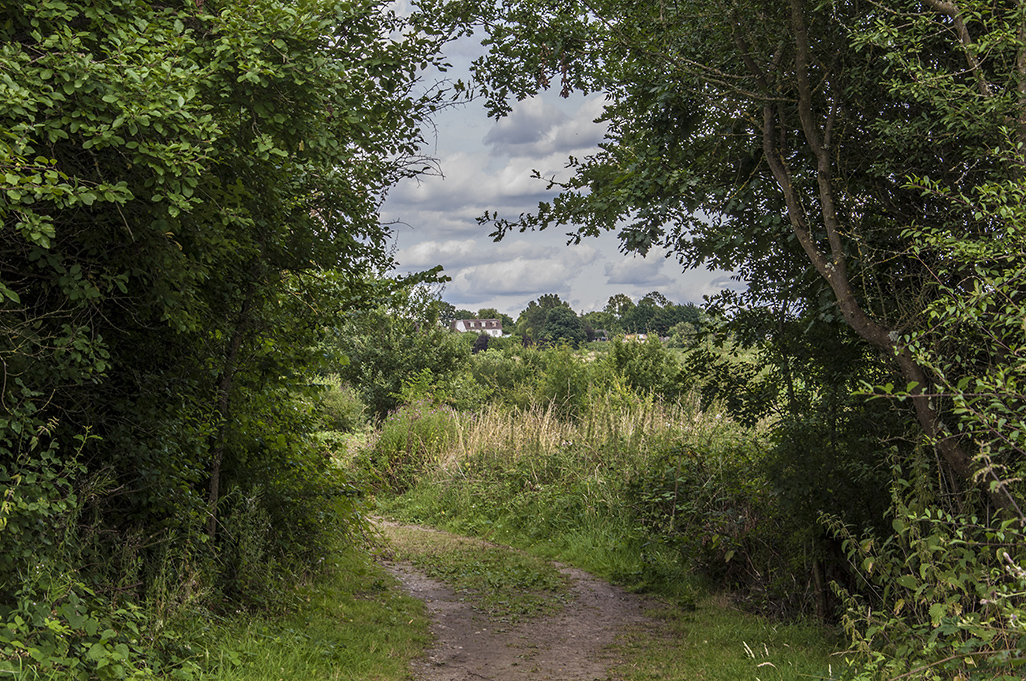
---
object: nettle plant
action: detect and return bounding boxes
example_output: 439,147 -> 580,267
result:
828,478 -> 1026,680
828,151 -> 1026,678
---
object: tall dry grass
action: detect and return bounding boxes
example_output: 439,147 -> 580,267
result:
435,386 -> 729,477
365,385 -> 760,604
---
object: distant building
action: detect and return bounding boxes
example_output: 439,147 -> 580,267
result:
451,318 -> 503,337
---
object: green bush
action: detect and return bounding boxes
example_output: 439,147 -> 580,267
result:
620,435 -> 785,596
313,375 -> 367,433
468,347 -> 536,403
354,402 -> 460,493
483,334 -> 525,352
328,307 -> 471,421
534,345 -> 592,420
0,436 -> 84,602
604,336 -> 679,398
828,470 -> 1026,680
0,576 -> 206,681
396,366 -> 487,413
0,430 -> 203,679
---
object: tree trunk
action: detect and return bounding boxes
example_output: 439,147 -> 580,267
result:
206,288 -> 255,540
751,0 -> 1019,515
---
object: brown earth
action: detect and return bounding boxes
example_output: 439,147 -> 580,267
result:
377,523 -> 659,681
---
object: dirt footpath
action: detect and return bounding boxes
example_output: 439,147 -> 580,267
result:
380,528 -> 657,681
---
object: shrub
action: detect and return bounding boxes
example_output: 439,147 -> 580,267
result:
828,470 -> 1026,680
354,402 -> 460,493
534,344 -> 592,420
604,336 -> 679,397
0,428 -> 204,679
313,375 -> 367,433
329,308 -> 471,421
483,334 -> 525,352
0,581 -> 196,680
468,346 -> 543,409
472,332 -> 490,354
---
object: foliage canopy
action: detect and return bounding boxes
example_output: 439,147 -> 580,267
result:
441,0 -> 1026,513
1,0 -> 450,674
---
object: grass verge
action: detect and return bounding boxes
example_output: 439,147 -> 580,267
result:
190,545 -> 430,681
614,595 -> 841,680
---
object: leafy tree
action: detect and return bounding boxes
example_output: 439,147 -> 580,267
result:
581,309 -> 615,335
478,307 -> 515,329
0,0 -> 451,672
330,286 -> 472,420
455,0 -> 1020,511
540,305 -> 587,347
639,291 -> 669,308
621,297 -> 657,334
515,293 -> 571,342
821,5 -> 1026,668
649,302 -> 700,337
603,293 -> 635,322
434,300 -> 459,327
536,293 -> 568,310
605,292 -> 700,335
515,300 -> 546,341
472,332 -> 490,354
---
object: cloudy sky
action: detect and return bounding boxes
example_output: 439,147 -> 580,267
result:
379,33 -> 737,317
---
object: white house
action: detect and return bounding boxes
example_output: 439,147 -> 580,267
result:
451,318 -> 503,337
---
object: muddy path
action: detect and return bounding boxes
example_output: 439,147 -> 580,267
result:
376,522 -> 659,681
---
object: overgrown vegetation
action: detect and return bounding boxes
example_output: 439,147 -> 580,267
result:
335,292 -> 1023,677
177,546 -> 432,681
351,343 -> 865,618
0,0 -> 449,676
6,0 -> 1026,679
332,329 -> 847,677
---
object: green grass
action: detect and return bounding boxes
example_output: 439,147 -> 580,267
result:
375,513 -> 843,681
190,546 -> 430,681
380,523 -> 573,626
341,381 -> 847,680
377,474 -> 706,607
613,595 -> 842,681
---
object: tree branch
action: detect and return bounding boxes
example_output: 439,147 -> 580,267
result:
922,0 -> 993,97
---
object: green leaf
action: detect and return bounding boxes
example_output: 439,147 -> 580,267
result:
0,283 -> 20,304
896,575 -> 918,589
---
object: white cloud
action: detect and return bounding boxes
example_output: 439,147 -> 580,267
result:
378,53 -> 742,316
484,98 -> 566,146
382,93 -> 610,242
397,239 -> 478,267
441,242 -> 601,302
657,270 -> 745,305
484,94 -> 607,158
395,238 -> 554,270
603,256 -> 673,287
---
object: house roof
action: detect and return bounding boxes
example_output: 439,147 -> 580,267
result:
451,318 -> 503,331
